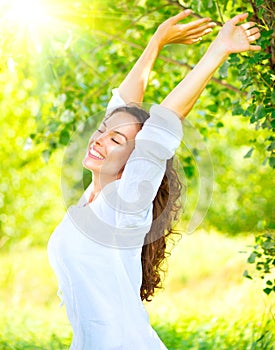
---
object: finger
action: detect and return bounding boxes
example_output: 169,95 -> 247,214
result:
183,28 -> 213,41
180,22 -> 216,36
248,32 -> 261,42
170,10 -> 193,24
241,21 -> 257,30
183,17 -> 212,30
183,38 -> 202,44
249,44 -> 261,51
230,13 -> 249,25
246,27 -> 260,37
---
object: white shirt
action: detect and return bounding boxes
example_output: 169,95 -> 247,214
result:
48,90 -> 183,349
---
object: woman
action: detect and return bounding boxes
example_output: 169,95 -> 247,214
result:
48,10 -> 260,350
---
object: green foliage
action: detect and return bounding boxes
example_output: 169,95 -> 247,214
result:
0,0 -> 273,246
244,232 -> 275,295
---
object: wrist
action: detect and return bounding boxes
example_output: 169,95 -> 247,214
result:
206,41 -> 229,65
147,34 -> 163,55
150,29 -> 167,51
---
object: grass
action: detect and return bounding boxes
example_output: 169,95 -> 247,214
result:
0,229 -> 274,349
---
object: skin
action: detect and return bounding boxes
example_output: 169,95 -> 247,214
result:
119,10 -> 216,104
161,13 -> 261,116
83,11 -> 261,202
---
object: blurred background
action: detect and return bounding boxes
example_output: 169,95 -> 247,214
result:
0,0 -> 274,348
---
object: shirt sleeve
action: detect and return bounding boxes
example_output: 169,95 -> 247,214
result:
106,88 -> 126,113
93,102 -> 183,231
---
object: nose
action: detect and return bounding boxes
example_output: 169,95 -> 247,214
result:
94,131 -> 107,146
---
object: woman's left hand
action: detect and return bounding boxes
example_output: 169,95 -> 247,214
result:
154,10 -> 216,48
211,13 -> 261,55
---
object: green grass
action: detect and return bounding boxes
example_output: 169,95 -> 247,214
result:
0,229 -> 274,349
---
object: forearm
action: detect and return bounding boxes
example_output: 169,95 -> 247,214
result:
161,43 -> 228,119
161,13 -> 261,119
118,35 -> 162,104
117,11 -> 215,104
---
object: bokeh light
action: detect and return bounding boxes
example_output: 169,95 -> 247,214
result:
5,0 -> 50,25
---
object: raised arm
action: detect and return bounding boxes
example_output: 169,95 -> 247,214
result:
118,10 -> 215,104
161,13 -> 261,118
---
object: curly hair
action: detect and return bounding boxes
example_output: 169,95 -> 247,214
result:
108,105 -> 183,302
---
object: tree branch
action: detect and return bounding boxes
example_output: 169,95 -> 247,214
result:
166,0 -> 223,26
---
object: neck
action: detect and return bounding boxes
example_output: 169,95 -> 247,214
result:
88,172 -> 121,203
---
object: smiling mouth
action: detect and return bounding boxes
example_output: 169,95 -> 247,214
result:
88,146 -> 105,160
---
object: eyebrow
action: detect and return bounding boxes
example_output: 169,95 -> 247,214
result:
103,121 -> 128,141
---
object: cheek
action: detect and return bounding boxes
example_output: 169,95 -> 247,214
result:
107,142 -> 135,167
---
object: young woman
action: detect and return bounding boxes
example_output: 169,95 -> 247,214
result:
48,10 -> 260,350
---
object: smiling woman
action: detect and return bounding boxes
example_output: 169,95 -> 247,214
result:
46,10 -> 261,349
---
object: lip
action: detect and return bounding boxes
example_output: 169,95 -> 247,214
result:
88,145 -> 105,160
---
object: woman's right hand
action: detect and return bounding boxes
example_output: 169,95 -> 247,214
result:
154,10 -> 216,48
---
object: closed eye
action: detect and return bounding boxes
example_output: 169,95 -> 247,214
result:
111,138 -> 121,145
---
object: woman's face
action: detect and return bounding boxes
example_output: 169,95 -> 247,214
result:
83,111 -> 141,180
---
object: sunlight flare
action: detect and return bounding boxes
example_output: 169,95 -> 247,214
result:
6,0 -> 49,25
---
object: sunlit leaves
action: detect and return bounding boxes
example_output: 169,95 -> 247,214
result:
245,233 -> 275,295
0,0 -> 274,250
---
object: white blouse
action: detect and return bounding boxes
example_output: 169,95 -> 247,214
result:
48,89 -> 183,350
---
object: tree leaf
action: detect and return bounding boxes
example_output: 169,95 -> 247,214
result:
263,287 -> 272,295
247,251 -> 257,263
218,60 -> 229,78
59,130 -> 70,145
269,157 -> 275,168
254,105 -> 267,120
243,270 -> 252,279
244,148 -> 254,159
216,121 -> 224,128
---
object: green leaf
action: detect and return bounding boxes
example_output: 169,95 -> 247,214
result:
59,130 -> 70,145
255,0 -> 264,6
244,148 -> 254,159
243,270 -> 252,279
271,90 -> 275,105
218,60 -> 229,79
232,102 -> 244,116
263,287 -> 272,295
48,121 -> 59,132
247,252 -> 257,263
229,54 -> 240,64
42,149 -> 50,162
255,105 -> 267,120
269,157 -> 275,168
266,280 -> 273,286
207,104 -> 218,113
267,141 -> 275,151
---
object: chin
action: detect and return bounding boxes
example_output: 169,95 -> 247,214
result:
82,157 -> 96,172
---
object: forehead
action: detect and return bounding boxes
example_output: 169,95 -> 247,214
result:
104,111 -> 141,138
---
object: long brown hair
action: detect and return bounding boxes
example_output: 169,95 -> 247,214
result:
108,105 -> 182,302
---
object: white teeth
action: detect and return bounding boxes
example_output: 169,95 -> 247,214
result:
89,147 -> 104,159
